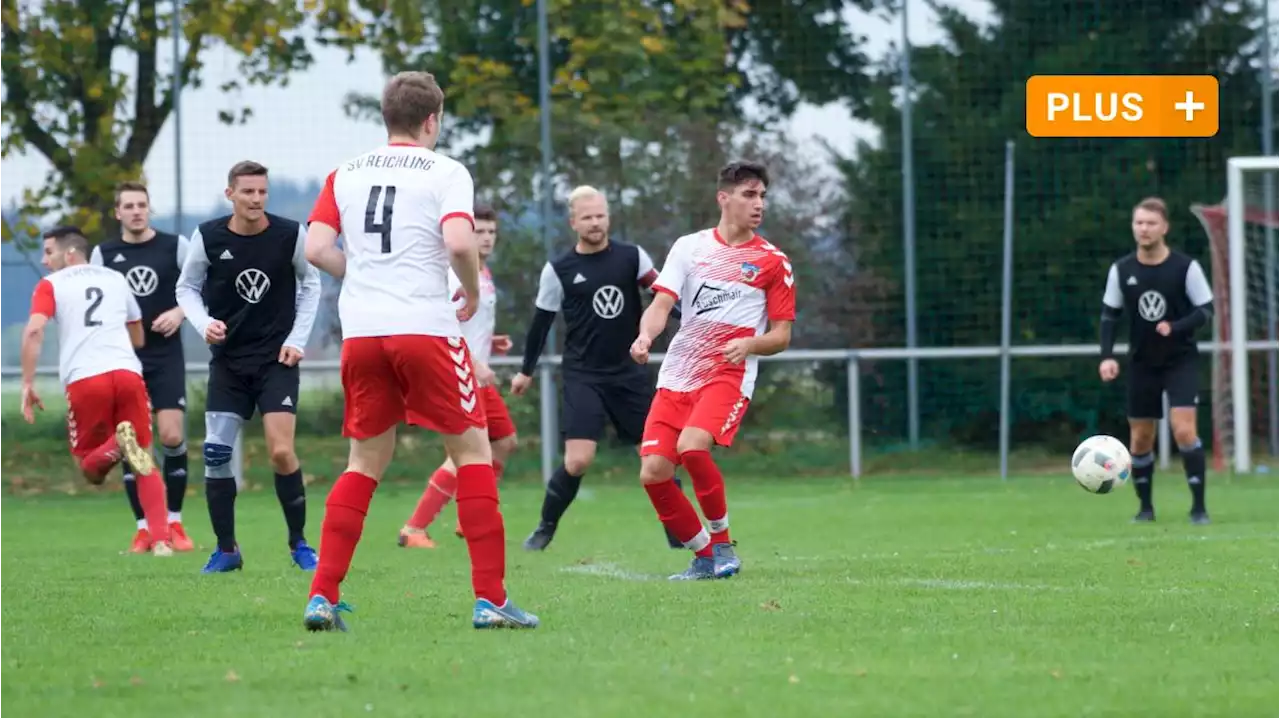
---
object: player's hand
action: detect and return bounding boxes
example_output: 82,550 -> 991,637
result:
279,345 -> 304,367
630,335 -> 652,364
1099,358 -> 1120,382
456,291 -> 478,322
205,320 -> 227,345
1155,321 -> 1172,337
475,362 -> 497,388
151,307 -> 184,337
21,383 -> 43,424
491,335 -> 513,355
721,337 -> 752,365
510,372 -> 533,396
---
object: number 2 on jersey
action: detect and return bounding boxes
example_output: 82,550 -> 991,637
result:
365,185 -> 397,253
83,286 -> 104,327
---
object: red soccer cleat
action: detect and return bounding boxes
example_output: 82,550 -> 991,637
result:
129,528 -> 153,554
168,522 -> 195,552
397,528 -> 437,549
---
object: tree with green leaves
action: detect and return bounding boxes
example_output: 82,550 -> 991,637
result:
0,0 -> 411,240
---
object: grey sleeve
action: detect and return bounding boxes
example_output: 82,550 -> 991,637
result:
534,261 -> 564,312
89,245 -> 104,266
1185,260 -> 1214,306
1102,263 -> 1124,309
284,223 -> 322,352
175,233 -> 191,270
175,228 -> 215,338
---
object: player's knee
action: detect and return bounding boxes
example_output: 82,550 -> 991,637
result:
1173,426 -> 1199,448
203,442 -> 235,478
675,428 -> 714,455
158,425 -> 184,449
639,455 -> 675,485
269,446 -> 297,473
490,435 -> 518,462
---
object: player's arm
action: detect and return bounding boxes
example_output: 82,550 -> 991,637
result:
519,262 -> 563,376
305,170 -> 347,279
21,280 -> 54,389
1099,263 -> 1124,359
637,245 -> 682,321
126,293 -> 145,349
285,223 -> 322,354
1167,259 -> 1214,336
174,227 -> 217,338
637,240 -> 687,344
742,259 -> 796,357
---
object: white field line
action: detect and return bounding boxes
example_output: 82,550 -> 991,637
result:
560,562 -> 658,582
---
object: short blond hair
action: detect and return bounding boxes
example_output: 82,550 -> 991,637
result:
567,185 -> 607,215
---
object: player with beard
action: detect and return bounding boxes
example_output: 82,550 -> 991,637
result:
91,181 -> 195,553
1099,197 -> 1214,524
511,185 -> 682,551
631,161 -> 796,580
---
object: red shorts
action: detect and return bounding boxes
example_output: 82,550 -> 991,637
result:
341,335 -> 487,439
479,385 -> 516,441
639,382 -> 751,464
65,370 -> 152,459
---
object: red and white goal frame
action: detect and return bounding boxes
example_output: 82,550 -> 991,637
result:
1190,155 -> 1280,473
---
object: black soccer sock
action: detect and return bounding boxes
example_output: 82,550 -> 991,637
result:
122,468 -> 145,523
205,478 -> 239,552
274,468 -> 308,549
1179,440 -> 1207,513
540,464 -> 583,526
1131,451 -> 1155,511
162,442 -> 189,514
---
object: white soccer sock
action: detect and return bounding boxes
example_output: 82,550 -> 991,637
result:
168,511 -> 182,523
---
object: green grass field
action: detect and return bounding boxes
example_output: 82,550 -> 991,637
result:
2,468 -> 1276,717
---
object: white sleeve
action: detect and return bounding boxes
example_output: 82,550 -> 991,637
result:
1102,263 -> 1123,309
439,163 -> 476,226
175,234 -> 191,270
534,262 -> 564,312
1185,260 -> 1214,306
284,223 -> 322,352
653,239 -> 689,299
90,246 -> 104,266
126,291 -> 143,322
637,246 -> 656,279
175,227 -> 215,338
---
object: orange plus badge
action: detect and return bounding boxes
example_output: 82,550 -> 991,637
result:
1025,75 -> 1219,138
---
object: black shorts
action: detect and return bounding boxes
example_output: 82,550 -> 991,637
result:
1127,353 -> 1200,420
141,353 -> 186,412
561,376 -> 652,445
206,360 -> 300,420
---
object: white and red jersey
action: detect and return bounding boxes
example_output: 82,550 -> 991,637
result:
652,228 -> 796,397
309,143 -> 475,340
448,264 -> 498,366
30,264 -> 144,386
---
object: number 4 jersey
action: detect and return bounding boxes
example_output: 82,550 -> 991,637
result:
29,264 -> 144,386
309,142 -> 476,340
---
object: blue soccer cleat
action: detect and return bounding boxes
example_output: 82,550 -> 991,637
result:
291,540 -> 318,570
201,547 -> 244,573
711,542 -> 741,578
669,555 -> 716,581
472,598 -> 540,629
303,595 -> 353,632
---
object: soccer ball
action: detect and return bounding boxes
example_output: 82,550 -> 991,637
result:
1071,435 -> 1132,494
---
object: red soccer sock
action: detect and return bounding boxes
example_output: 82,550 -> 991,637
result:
681,449 -> 730,544
406,468 -> 457,530
135,470 -> 170,544
644,478 -> 712,557
79,437 -> 122,481
309,471 -> 378,604
455,463 -> 507,605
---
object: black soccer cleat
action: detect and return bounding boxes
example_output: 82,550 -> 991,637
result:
522,522 -> 557,551
1131,509 -> 1155,523
1189,509 -> 1211,525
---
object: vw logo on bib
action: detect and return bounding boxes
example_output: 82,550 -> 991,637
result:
125,265 -> 159,297
1137,290 -> 1166,322
235,268 -> 271,304
592,284 -> 624,319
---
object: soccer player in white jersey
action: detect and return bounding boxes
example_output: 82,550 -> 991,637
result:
301,71 -> 538,631
21,226 -> 173,555
630,161 -> 796,581
398,203 -> 518,548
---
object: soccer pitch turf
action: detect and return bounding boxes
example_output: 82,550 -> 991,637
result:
2,475 -> 1276,717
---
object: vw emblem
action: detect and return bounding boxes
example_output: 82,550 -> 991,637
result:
125,265 -> 159,297
1137,290 -> 1166,322
592,284 -> 625,319
235,268 -> 271,304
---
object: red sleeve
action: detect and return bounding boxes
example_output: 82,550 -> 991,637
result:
440,212 -> 475,230
766,256 -> 796,321
638,268 -> 659,289
30,279 -> 55,318
308,170 -> 341,231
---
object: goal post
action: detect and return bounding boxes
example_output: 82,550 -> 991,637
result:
1192,155 -> 1279,474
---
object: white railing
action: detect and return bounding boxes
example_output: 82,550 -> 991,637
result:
6,339 -> 1276,480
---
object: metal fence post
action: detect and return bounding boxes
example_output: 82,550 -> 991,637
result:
847,353 -> 861,478
538,362 -> 557,485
